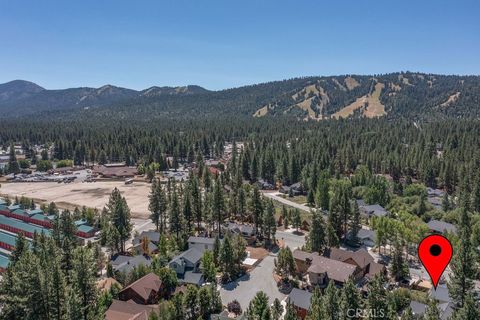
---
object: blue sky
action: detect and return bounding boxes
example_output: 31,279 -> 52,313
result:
1,0 -> 479,90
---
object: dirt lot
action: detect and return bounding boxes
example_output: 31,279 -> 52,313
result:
0,180 -> 151,218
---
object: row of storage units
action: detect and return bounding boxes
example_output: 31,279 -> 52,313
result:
0,204 -> 96,238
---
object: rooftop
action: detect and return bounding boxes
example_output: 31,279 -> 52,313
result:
427,220 -> 457,234
188,236 -> 216,245
0,215 -> 51,237
120,272 -> 162,301
287,288 -> 312,310
105,299 -> 158,320
307,255 -> 357,283
171,247 -> 204,265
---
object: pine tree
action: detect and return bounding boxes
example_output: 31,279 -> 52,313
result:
190,176 -> 203,231
219,235 -> 234,279
350,200 -> 361,242
423,299 -> 440,320
340,277 -> 363,319
263,200 -> 276,245
183,285 -> 199,320
251,186 -> 263,235
306,210 -> 325,253
107,188 -> 132,253
149,178 -> 167,232
271,298 -> 284,320
7,143 -> 20,174
366,274 -> 388,320
183,193 -> 193,235
72,247 -> 100,320
169,188 -> 183,239
275,247 -> 295,280
284,302 -> 298,320
390,239 -> 409,281
322,281 -> 341,320
448,205 -> 476,307
315,170 -> 330,210
212,177 -> 225,234
11,233 -> 29,265
451,293 -> 480,320
201,250 -> 217,283
292,209 -> 301,232
246,291 -> 270,320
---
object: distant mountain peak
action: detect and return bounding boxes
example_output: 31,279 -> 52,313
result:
141,85 -> 208,97
0,80 -> 45,103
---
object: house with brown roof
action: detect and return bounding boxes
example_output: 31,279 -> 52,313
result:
105,299 -> 159,320
325,247 -> 385,279
307,255 -> 357,287
118,273 -> 163,305
293,248 -> 385,287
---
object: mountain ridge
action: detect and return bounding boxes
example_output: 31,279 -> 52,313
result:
1,72 -> 480,120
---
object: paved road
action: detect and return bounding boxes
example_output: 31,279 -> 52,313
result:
261,191 -> 312,212
219,255 -> 286,309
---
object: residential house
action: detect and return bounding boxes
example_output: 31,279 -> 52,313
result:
106,299 -> 159,320
188,236 -> 216,251
111,255 -> 152,274
255,179 -> 275,190
225,222 -> 256,243
307,256 -> 357,287
325,247 -> 385,279
118,272 -> 163,304
348,228 -> 376,247
358,203 -> 389,218
287,288 -> 312,319
293,248 -> 384,288
292,249 -> 315,273
427,220 -> 457,235
169,247 -> 204,286
132,231 -> 161,255
279,182 -> 303,196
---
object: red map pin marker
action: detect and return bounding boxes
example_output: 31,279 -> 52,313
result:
418,234 -> 453,289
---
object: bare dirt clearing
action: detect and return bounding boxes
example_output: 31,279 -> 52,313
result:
0,180 -> 151,218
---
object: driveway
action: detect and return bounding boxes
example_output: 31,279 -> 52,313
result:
219,255 -> 286,310
261,191 -> 314,213
126,218 -> 156,249
276,230 -> 305,250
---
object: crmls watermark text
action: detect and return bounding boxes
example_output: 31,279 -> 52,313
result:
346,309 -> 385,318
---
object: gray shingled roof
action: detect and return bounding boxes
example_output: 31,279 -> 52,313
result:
409,301 -> 427,316
188,236 -> 215,245
361,204 -> 388,217
427,220 -> 457,234
171,247 -> 204,265
430,284 -> 452,303
112,255 -> 152,273
180,270 -> 204,286
357,228 -> 376,240
287,288 -> 312,311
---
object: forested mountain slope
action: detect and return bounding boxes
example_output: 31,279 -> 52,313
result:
1,72 -> 480,120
